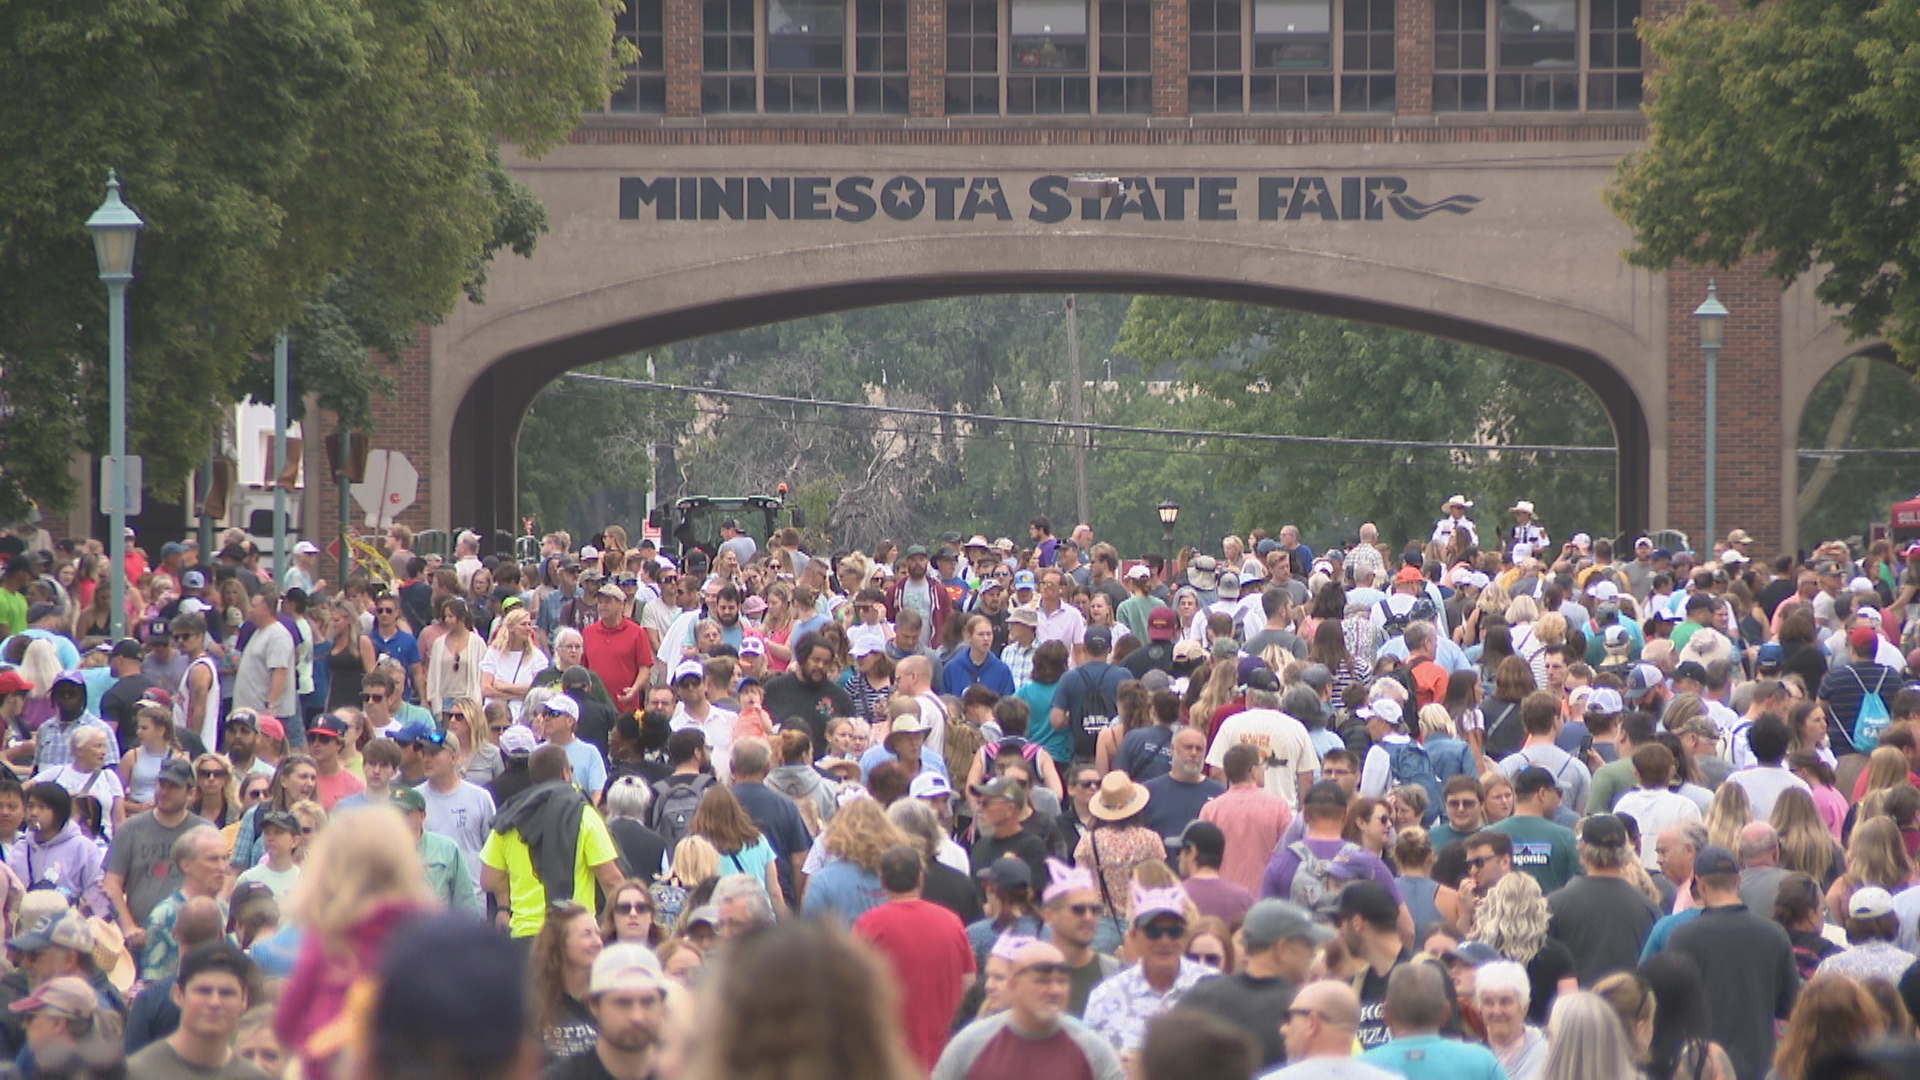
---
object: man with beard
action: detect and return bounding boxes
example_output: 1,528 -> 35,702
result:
888,545 -> 954,630
709,586 -> 750,652
762,633 -> 854,747
544,944 -> 668,1080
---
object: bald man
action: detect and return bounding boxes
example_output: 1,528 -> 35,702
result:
1265,981 -> 1396,1079
933,941 -> 1124,1080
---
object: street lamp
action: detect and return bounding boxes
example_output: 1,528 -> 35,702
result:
87,170 -> 144,639
1158,500 -> 1180,570
1692,282 -> 1728,551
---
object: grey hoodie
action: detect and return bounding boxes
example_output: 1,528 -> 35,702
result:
765,763 -> 837,828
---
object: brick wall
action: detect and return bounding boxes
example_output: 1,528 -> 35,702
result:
1152,0 -> 1190,117
311,328 -> 436,584
666,0 -> 702,118
909,0 -> 945,117
1666,261 -> 1783,556
1396,0 -> 1433,114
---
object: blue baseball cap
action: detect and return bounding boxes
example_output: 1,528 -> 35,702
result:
1013,570 -> 1037,590
392,719 -> 439,746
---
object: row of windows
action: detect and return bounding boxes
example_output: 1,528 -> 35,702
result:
592,0 -> 1641,116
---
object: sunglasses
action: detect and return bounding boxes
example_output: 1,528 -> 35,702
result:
489,725 -> 510,735
171,633 -> 196,644
197,769 -> 229,780
1187,952 -> 1225,967
361,694 -> 386,704
1446,799 -> 1480,809
1464,856 -> 1495,871
1064,903 -> 1101,917
616,577 -> 639,588
614,901 -> 652,916
377,606 -> 397,615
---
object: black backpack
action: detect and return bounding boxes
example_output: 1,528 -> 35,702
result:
648,774 -> 716,847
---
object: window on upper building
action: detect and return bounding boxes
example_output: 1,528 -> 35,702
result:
701,0 -> 909,114
1189,0 -> 1391,114
1434,0 -> 1640,112
598,0 -> 667,113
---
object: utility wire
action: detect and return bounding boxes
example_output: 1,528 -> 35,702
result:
561,373 -> 1620,457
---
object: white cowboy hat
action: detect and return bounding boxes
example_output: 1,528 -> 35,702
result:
1443,495 -> 1474,510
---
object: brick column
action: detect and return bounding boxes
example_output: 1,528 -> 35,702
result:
1665,260 -> 1784,555
909,0 -> 946,117
666,0 -> 702,118
1152,0 -> 1189,117
1395,0 -> 1432,114
313,328 -> 436,584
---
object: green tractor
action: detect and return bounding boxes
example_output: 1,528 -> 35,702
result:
648,484 -> 807,567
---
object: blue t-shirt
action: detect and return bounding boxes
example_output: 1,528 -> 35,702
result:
1116,726 -> 1174,782
1141,775 -> 1225,850
1018,680 -> 1067,764
802,859 -> 887,925
369,628 -> 422,698
1050,662 -> 1128,762
557,739 -> 607,798
1360,1033 -> 1504,1080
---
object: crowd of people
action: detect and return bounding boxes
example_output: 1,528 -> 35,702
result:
0,501 -> 1919,1079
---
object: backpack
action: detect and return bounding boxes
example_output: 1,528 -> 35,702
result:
1385,742 -> 1443,824
1075,667 -> 1117,741
1288,840 -> 1369,911
1378,597 -> 1417,640
1483,700 -> 1525,759
1851,666 -> 1894,752
649,773 -> 716,847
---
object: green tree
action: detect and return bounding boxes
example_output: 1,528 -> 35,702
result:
1607,0 -> 1920,366
0,0 -> 631,521
1795,356 -> 1920,542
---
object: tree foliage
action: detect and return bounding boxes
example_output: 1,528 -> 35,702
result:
518,294 -> 1617,558
0,0 -> 630,521
1796,356 -> 1920,543
1607,0 -> 1920,365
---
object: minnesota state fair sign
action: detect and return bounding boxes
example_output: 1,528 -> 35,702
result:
617,174 -> 1481,224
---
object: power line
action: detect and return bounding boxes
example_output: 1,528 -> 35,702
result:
560,373 -> 1619,457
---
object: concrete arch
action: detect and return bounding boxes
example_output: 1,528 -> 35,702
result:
443,233 -> 1658,539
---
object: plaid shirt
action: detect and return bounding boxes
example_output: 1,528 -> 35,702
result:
1000,641 -> 1035,691
33,713 -> 120,772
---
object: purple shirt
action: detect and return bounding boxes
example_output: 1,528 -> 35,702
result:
1259,836 -> 1404,904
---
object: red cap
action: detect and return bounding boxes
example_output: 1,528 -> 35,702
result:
257,715 -> 287,742
1146,607 -> 1179,642
0,671 -> 31,696
1394,565 -> 1425,586
1848,625 -> 1880,652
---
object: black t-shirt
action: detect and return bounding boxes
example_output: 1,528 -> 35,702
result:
607,817 -> 670,881
1756,578 -> 1796,620
543,1049 -> 629,1080
970,827 -> 1053,899
1546,875 -> 1662,987
1521,939 -> 1578,1025
101,673 -> 159,750
762,674 -> 855,747
1356,953 -> 1464,1049
1121,642 -> 1174,679
574,697 -> 618,760
922,860 -> 986,925
1178,973 -> 1297,1067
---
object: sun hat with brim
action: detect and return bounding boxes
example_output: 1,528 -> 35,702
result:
1509,501 -> 1536,515
1443,495 -> 1474,510
84,918 -> 134,993
1088,771 -> 1151,822
1187,556 -> 1218,590
886,713 -> 931,742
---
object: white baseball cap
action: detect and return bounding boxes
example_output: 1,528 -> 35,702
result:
542,694 -> 579,720
671,660 -> 707,683
293,541 -> 320,555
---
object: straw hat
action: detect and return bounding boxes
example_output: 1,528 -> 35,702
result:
1089,771 -> 1151,822
85,917 -> 135,993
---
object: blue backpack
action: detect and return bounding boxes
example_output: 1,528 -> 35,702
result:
1384,741 -> 1444,825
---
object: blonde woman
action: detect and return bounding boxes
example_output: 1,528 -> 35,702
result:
659,835 -> 720,931
801,797 -> 908,926
273,805 -> 433,1079
1771,787 -> 1844,883
14,638 -> 64,734
480,607 -> 549,722
1704,780 -> 1752,852
186,753 -> 243,830
1826,816 -> 1912,919
444,698 -> 504,786
1474,871 -> 1579,1025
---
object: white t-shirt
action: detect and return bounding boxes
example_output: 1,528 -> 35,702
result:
1206,708 -> 1320,809
480,647 -> 551,721
1611,788 -> 1703,869
235,621 -> 298,718
31,765 -> 124,835
1498,743 -> 1593,815
234,861 -> 301,899
1727,766 -> 1811,822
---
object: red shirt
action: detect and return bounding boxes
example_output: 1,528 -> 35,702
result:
581,617 -> 656,710
853,898 -> 975,1071
314,767 -> 364,811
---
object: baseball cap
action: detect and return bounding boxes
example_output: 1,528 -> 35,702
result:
671,660 -> 707,684
1334,881 -> 1399,926
257,716 -> 286,742
1216,572 -> 1241,598
108,638 -> 143,662
1512,765 -> 1559,799
1139,669 -> 1172,694
1130,884 -> 1190,926
1147,607 -> 1178,641
225,708 -> 261,731
597,583 -> 626,601
904,544 -> 929,558
498,725 -> 538,757
848,627 -> 886,658
156,758 -> 195,788
1756,642 -> 1784,669
7,977 -> 96,1021
182,570 -> 207,589
1084,626 -> 1112,652
543,694 -> 580,719
24,602 -> 58,626
1125,564 -> 1153,581
561,667 -> 592,691
1443,941 -> 1502,968
1393,565 -> 1425,586
1013,570 -> 1037,590
392,718 -> 438,746
739,637 -> 766,657
684,905 -> 720,930
0,671 -> 33,696
969,776 -> 1027,807
1849,626 -> 1880,652
1210,637 -> 1241,659
1693,845 -> 1739,878
1244,667 -> 1281,694
1624,663 -> 1665,701
390,788 -> 428,814
1357,699 -> 1404,727
293,540 -> 321,555
909,773 -> 954,801
1240,899 -> 1335,950
1584,688 -> 1623,716
1849,886 -> 1896,920
1580,814 -> 1629,850
1299,664 -> 1333,691
977,856 -> 1033,892
258,809 -> 302,834
591,942 -> 667,996
1671,660 -> 1709,685
309,714 -> 350,740
1603,625 -> 1632,651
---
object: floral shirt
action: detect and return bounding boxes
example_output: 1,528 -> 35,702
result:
1074,827 -> 1168,919
1082,958 -> 1212,1053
